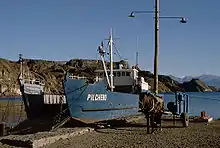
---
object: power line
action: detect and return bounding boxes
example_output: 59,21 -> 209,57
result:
112,42 -> 123,60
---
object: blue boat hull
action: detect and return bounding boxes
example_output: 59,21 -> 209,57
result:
64,75 -> 140,123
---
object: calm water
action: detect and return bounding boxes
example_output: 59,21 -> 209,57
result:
1,92 -> 220,125
161,92 -> 220,119
0,97 -> 22,101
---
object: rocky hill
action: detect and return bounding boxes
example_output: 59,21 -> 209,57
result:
170,74 -> 220,89
138,71 -> 183,92
0,58 -> 104,96
0,58 -> 21,96
181,78 -> 214,92
0,58 -> 217,97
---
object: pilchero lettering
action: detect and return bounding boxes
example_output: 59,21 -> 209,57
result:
87,94 -> 107,101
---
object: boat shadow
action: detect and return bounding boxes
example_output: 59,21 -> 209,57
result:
5,118 -> 56,135
94,123 -> 185,135
4,117 -> 186,136
64,118 -> 185,135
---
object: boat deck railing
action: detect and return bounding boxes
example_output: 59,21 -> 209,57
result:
69,75 -> 88,80
23,79 -> 45,86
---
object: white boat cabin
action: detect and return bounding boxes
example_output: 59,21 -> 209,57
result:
95,68 -> 137,86
94,65 -> 150,93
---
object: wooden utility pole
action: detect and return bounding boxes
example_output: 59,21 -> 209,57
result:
154,0 -> 159,94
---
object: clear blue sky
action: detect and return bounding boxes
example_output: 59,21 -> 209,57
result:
0,0 -> 219,77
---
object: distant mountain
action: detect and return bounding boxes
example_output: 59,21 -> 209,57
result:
182,76 -> 194,82
169,75 -> 183,83
170,74 -> 220,89
197,75 -> 220,89
182,78 -> 213,92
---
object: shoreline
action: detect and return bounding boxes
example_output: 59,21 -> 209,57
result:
0,96 -> 22,98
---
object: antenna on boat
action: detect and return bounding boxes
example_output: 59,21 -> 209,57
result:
136,36 -> 139,66
109,28 -> 114,92
136,52 -> 138,66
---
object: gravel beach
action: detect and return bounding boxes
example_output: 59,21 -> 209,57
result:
0,115 -> 219,148
46,116 -> 220,148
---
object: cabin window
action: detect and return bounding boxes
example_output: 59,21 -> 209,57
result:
100,72 -> 103,77
113,72 -> 116,77
122,72 -> 125,76
126,72 -> 130,76
117,72 -> 121,77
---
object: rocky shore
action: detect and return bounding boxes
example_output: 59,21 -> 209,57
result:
0,114 -> 219,148
47,116 -> 220,148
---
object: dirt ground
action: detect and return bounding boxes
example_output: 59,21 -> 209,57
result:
45,116 -> 220,148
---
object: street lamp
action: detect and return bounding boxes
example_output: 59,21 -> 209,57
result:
158,16 -> 187,23
129,13 -> 187,23
128,11 -> 155,18
180,17 -> 187,23
129,0 -> 187,94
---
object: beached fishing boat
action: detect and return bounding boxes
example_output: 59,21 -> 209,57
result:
18,55 -> 67,120
64,29 -> 151,123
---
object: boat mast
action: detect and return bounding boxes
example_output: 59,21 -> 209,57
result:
19,54 -> 23,80
98,42 -> 111,88
109,28 -> 114,92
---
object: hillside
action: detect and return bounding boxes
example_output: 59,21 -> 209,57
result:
0,58 -> 216,97
0,58 -> 105,96
139,71 -> 183,92
0,58 -> 21,96
181,78 -> 213,92
170,74 -> 220,89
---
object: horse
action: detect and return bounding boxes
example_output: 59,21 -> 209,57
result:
139,92 -> 164,134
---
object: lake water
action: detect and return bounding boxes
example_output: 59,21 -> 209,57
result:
0,98 -> 26,127
0,92 -> 220,127
161,92 -> 220,119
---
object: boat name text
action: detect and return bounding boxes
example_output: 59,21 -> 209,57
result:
87,94 -> 107,101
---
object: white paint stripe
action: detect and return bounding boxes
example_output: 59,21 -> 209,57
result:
43,94 -> 66,104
